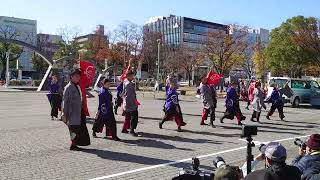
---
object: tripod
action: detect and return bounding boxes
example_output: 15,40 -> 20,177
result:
246,136 -> 255,174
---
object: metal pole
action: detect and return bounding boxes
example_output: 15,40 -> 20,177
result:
5,50 -> 10,87
157,39 -> 161,93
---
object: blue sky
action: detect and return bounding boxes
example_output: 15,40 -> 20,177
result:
1,0 -> 320,35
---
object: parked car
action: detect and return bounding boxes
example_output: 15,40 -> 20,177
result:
267,77 -> 320,107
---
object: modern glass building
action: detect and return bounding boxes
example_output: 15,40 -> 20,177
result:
144,15 -> 228,81
144,15 -> 228,50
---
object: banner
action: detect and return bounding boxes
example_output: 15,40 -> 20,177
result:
206,71 -> 223,86
79,60 -> 96,116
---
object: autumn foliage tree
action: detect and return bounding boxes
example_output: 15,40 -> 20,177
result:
82,28 -> 109,72
203,25 -> 248,76
252,39 -> 268,82
289,16 -> 320,66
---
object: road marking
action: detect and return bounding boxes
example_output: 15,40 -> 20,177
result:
89,135 -> 310,180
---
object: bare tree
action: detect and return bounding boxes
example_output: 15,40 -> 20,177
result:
54,27 -> 81,70
141,30 -> 162,76
165,44 -> 203,86
114,21 -> 139,66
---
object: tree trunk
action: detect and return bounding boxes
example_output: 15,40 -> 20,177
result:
1,67 -> 6,80
187,71 -> 191,86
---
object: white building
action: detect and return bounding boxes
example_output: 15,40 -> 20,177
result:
0,16 -> 37,72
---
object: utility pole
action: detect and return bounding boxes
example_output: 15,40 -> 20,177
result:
5,50 -> 10,88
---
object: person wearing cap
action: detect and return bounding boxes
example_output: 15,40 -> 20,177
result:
62,68 -> 91,151
245,142 -> 301,180
220,80 -> 246,125
292,134 -> 320,177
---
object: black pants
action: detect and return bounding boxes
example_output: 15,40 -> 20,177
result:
92,112 -> 118,138
68,110 -> 90,146
268,104 -> 285,119
51,94 -> 61,118
202,107 -> 215,123
251,110 -> 261,121
124,110 -> 139,130
161,108 -> 183,128
246,100 -> 251,108
114,96 -> 123,113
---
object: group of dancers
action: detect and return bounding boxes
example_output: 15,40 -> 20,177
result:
47,65 -> 286,150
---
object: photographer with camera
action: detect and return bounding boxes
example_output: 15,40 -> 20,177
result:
213,157 -> 243,180
291,134 -> 320,179
245,142 -> 301,180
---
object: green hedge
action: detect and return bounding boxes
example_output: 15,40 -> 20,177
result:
33,80 -> 42,87
9,80 -> 27,86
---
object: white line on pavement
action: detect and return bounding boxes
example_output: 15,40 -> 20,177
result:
88,135 -> 310,180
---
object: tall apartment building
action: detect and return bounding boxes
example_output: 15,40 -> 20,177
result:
37,33 -> 63,60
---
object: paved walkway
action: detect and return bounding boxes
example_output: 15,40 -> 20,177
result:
0,91 -> 319,179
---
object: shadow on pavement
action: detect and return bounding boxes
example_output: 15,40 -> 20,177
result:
260,121 -> 318,129
182,129 -> 240,138
217,124 -> 302,135
82,148 -> 191,168
120,139 -> 193,151
139,132 -> 222,144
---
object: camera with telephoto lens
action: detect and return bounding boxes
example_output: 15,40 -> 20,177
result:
173,157 -> 213,180
213,156 -> 242,176
294,138 -> 307,150
241,125 -> 257,138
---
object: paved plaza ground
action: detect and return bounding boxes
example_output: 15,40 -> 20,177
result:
0,91 -> 319,180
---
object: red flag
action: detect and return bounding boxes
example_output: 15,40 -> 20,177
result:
79,60 -> 96,116
120,65 -> 132,81
206,71 -> 223,86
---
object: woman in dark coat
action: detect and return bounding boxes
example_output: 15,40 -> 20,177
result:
48,74 -> 62,119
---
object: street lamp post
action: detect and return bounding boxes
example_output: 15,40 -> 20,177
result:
157,39 -> 161,92
5,50 -> 10,87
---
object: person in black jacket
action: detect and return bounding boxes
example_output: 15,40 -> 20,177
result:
245,142 -> 301,180
292,134 -> 320,177
301,167 -> 320,180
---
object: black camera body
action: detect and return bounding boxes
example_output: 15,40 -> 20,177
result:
241,125 -> 258,138
294,138 -> 307,150
173,158 -> 213,180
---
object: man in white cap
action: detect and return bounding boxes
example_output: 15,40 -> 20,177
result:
245,142 -> 301,180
